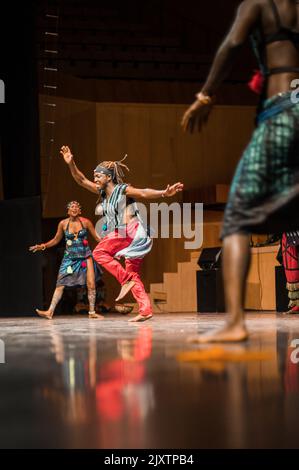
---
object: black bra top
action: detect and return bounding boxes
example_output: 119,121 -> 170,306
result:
265,27 -> 299,44
265,0 -> 299,45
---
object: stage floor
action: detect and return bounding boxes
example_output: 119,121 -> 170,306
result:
0,312 -> 299,449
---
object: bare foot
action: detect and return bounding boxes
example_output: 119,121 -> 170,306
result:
36,309 -> 53,320
115,280 -> 135,302
188,323 -> 249,343
88,312 -> 104,319
128,313 -> 153,323
283,306 -> 299,315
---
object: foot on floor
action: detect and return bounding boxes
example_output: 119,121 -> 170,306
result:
187,323 -> 248,343
36,309 -> 53,320
88,312 -> 104,319
128,313 -> 153,323
283,306 -> 299,314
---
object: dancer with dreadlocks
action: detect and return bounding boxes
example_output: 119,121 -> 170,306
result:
29,201 -> 103,319
182,0 -> 299,341
60,145 -> 183,322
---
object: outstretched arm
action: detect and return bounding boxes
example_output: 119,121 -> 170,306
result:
29,221 -> 65,253
85,219 -> 101,243
126,182 -> 184,200
60,146 -> 98,195
182,0 -> 261,133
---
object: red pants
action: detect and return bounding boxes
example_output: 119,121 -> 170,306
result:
282,233 -> 299,310
93,223 -> 152,316
282,233 -> 299,284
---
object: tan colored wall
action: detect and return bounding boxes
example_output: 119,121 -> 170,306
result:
40,96 -> 255,214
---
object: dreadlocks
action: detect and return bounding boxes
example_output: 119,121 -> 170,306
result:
95,154 -> 130,184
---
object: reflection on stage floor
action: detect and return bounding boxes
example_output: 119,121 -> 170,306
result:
0,312 -> 298,449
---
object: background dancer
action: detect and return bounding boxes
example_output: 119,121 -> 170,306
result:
282,231 -> 299,313
182,0 -> 299,341
30,201 -> 103,319
60,145 -> 183,322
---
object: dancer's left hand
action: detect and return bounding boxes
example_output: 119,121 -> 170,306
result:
163,182 -> 184,197
181,93 -> 214,134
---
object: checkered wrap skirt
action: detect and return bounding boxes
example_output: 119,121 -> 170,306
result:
221,91 -> 299,239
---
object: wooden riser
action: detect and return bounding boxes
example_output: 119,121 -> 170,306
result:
149,245 -> 281,313
149,250 -> 202,313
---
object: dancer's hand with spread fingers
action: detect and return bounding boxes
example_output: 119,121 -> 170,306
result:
60,145 -> 73,164
29,222 -> 64,254
162,182 -> 184,197
60,144 -> 99,194
29,244 -> 46,253
181,92 -> 215,134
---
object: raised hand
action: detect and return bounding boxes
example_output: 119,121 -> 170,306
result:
60,145 -> 73,164
181,93 -> 214,134
163,182 -> 184,197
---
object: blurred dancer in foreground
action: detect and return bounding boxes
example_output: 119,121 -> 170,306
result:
182,0 -> 299,341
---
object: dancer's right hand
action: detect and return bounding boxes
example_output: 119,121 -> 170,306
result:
29,244 -> 45,253
60,145 -> 73,164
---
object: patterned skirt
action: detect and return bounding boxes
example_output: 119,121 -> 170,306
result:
56,244 -> 102,288
221,91 -> 299,239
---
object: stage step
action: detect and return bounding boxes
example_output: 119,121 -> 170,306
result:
150,283 -> 168,313
148,249 -> 202,313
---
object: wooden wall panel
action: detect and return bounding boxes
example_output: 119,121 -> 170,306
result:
40,96 -> 256,303
40,96 -> 97,221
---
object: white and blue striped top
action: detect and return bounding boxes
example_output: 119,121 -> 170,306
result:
95,183 -> 153,259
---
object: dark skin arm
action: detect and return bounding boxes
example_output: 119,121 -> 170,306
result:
85,218 -> 101,243
182,0 -> 261,133
201,0 -> 261,96
126,182 -> 184,199
61,146 -> 184,200
60,146 -> 98,194
29,221 -> 65,252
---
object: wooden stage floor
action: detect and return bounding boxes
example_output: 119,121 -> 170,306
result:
0,312 -> 298,449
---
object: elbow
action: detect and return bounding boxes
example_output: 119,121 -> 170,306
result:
140,189 -> 149,199
76,176 -> 85,187
225,37 -> 244,50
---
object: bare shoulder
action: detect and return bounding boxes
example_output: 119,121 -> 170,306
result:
59,218 -> 68,230
236,0 -> 262,20
249,0 -> 269,9
124,183 -> 134,193
241,0 -> 264,5
238,0 -> 263,10
80,217 -> 93,226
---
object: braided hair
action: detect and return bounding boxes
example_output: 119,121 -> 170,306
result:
66,200 -> 82,210
98,154 -> 130,184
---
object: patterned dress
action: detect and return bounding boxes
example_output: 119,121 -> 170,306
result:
56,219 -> 101,287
